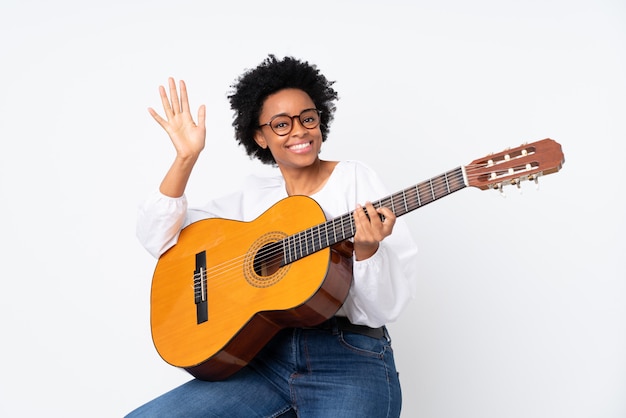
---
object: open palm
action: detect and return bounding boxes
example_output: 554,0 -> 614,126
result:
149,77 -> 206,159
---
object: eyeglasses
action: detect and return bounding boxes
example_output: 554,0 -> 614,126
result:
258,108 -> 322,136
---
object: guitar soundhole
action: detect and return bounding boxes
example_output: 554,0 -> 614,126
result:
244,231 -> 290,288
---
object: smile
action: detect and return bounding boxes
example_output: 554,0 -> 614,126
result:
288,142 -> 312,151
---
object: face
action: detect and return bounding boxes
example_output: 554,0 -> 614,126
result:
255,88 -> 322,170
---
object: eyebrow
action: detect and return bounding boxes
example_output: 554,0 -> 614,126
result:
266,108 -> 314,120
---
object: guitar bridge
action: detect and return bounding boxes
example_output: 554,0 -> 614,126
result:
194,251 -> 208,324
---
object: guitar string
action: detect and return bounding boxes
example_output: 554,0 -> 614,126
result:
189,164 -> 528,286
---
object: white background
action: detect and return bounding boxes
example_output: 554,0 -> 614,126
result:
1,1 -> 624,417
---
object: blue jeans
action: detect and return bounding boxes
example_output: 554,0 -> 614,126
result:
125,324 -> 402,417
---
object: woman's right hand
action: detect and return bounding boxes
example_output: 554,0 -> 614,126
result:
149,77 -> 206,161
150,78 -> 207,197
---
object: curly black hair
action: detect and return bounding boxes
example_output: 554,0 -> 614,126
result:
228,55 -> 339,165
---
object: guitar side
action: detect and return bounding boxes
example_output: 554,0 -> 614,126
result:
150,195 -> 353,381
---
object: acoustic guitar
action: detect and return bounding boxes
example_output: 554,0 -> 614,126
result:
149,138 -> 564,381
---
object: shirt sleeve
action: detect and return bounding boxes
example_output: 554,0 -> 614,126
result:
341,222 -> 418,327
335,162 -> 419,328
135,189 -> 245,259
136,191 -> 188,259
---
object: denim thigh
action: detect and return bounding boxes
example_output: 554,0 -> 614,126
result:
126,327 -> 401,418
253,327 -> 402,418
124,365 -> 292,418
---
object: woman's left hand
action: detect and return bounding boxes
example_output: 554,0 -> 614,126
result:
353,202 -> 396,260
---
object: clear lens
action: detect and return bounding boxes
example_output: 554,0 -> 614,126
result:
267,109 -> 320,135
299,109 -> 320,128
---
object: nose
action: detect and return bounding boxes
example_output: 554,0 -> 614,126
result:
289,116 -> 307,135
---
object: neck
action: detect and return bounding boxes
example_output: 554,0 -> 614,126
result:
281,159 -> 335,196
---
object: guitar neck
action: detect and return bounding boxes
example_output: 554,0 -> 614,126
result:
281,166 -> 467,265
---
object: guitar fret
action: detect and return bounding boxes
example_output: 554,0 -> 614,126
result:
419,182 -> 431,205
288,236 -> 292,264
394,192 -> 404,216
305,230 -> 310,256
433,176 -> 443,200
302,231 -> 307,256
402,190 -> 408,214
347,215 -> 352,238
348,214 -> 355,238
309,227 -> 317,254
281,239 -> 288,264
415,184 -> 421,207
286,235 -> 292,264
336,217 -> 342,242
305,229 -> 310,257
324,222 -> 330,247
316,224 -> 322,251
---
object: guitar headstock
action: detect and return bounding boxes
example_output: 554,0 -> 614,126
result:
465,138 -> 564,190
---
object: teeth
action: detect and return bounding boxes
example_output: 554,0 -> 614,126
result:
289,143 -> 310,150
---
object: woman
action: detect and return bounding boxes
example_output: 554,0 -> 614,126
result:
128,55 -> 418,417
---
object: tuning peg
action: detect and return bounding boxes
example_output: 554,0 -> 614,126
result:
497,183 -> 506,198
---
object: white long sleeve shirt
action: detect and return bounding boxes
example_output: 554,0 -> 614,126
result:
137,160 -> 418,328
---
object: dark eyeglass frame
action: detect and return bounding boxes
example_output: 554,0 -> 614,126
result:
258,108 -> 322,136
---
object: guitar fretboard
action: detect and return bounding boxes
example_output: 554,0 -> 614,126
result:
281,166 -> 467,265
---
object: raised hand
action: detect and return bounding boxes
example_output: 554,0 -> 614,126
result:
150,78 -> 207,197
149,78 -> 206,161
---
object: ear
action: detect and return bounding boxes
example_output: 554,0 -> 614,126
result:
254,131 -> 268,149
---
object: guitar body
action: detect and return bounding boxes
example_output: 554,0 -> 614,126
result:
150,195 -> 353,381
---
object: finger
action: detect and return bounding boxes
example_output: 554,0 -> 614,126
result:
377,207 -> 396,230
148,107 -> 168,129
179,80 -> 190,114
364,202 -> 383,225
168,77 -> 181,114
197,104 -> 206,128
158,85 -> 174,119
354,203 -> 369,221
353,204 -> 365,230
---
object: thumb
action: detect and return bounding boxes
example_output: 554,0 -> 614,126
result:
197,105 -> 206,128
